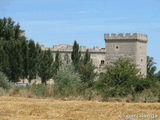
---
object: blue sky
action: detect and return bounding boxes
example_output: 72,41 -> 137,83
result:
0,0 -> 160,71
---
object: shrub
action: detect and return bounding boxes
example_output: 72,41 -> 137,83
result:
30,84 -> 49,97
0,87 -> 6,96
54,64 -> 82,96
96,59 -> 148,98
0,72 -> 10,89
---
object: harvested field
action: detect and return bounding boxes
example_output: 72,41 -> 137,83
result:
0,96 -> 160,120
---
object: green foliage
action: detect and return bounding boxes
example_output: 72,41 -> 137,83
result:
0,17 -> 22,40
96,58 -> 149,98
79,49 -> 96,88
83,49 -> 90,65
4,40 -> 23,82
30,84 -> 48,97
28,40 -> 37,82
20,38 -> 29,79
147,56 -> 157,80
54,64 -> 82,96
71,40 -> 81,69
155,71 -> 160,81
63,53 -> 70,64
0,17 -> 26,82
38,49 -> 54,84
0,17 -> 45,83
0,43 -> 9,74
0,72 -> 10,89
53,51 -> 61,76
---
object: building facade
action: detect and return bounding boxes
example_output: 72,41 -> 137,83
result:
41,32 -> 148,76
41,44 -> 106,68
104,33 -> 148,76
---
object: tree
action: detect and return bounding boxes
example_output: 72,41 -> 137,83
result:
155,71 -> 160,81
38,49 -> 54,84
63,53 -> 70,64
71,40 -> 81,69
147,56 -> 157,80
0,43 -> 9,74
54,63 -> 82,96
28,40 -> 37,82
96,58 -> 150,97
53,51 -> 61,76
83,49 -> 90,65
79,49 -> 96,88
0,17 -> 22,41
20,38 -> 29,79
0,72 -> 10,89
5,40 -> 23,82
0,17 -> 26,82
0,17 -> 41,83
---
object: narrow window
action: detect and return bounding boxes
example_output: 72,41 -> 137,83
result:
101,60 -> 104,65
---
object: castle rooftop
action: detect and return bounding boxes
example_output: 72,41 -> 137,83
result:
104,33 -> 148,42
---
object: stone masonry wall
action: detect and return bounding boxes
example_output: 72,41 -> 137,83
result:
104,33 -> 148,76
41,44 -> 106,68
41,32 -> 148,76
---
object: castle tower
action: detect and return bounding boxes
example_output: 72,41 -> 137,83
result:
104,33 -> 148,76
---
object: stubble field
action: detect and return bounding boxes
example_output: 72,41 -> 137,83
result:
0,96 -> 160,120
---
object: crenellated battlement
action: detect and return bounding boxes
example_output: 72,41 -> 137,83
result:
40,44 -> 105,53
104,33 -> 148,42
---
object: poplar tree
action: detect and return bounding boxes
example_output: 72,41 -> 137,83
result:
38,49 -> 54,84
28,40 -> 37,83
53,51 -> 61,76
79,49 -> 96,88
71,40 -> 81,69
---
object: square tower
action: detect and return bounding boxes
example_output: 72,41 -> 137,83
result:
104,33 -> 148,76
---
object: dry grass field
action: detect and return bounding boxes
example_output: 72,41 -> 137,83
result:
0,96 -> 160,120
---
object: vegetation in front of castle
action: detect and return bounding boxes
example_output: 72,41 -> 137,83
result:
0,17 -> 160,102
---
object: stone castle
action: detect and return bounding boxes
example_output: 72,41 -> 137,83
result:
41,33 -> 148,76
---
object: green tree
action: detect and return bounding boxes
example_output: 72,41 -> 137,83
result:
63,53 -> 70,64
53,51 -> 61,76
38,49 -> 54,84
0,72 -> 10,89
20,38 -> 29,79
0,17 -> 23,41
5,40 -> 23,82
83,49 -> 90,65
71,40 -> 81,69
54,63 -> 82,96
96,58 -> 150,98
0,43 -> 9,74
0,17 -> 26,82
155,71 -> 160,81
28,40 -> 37,82
79,49 -> 96,88
147,56 -> 157,80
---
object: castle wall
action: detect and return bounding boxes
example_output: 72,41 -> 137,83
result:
136,41 -> 147,76
41,32 -> 148,76
43,44 -> 106,68
104,33 -> 148,76
51,51 -> 105,68
105,40 -> 137,64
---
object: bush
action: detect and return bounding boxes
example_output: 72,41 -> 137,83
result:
30,84 -> 51,97
54,64 -> 82,96
0,87 -> 6,96
96,59 -> 148,98
0,72 -> 10,89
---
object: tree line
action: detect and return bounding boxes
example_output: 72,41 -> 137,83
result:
0,17 -> 95,86
1,17 -> 160,101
